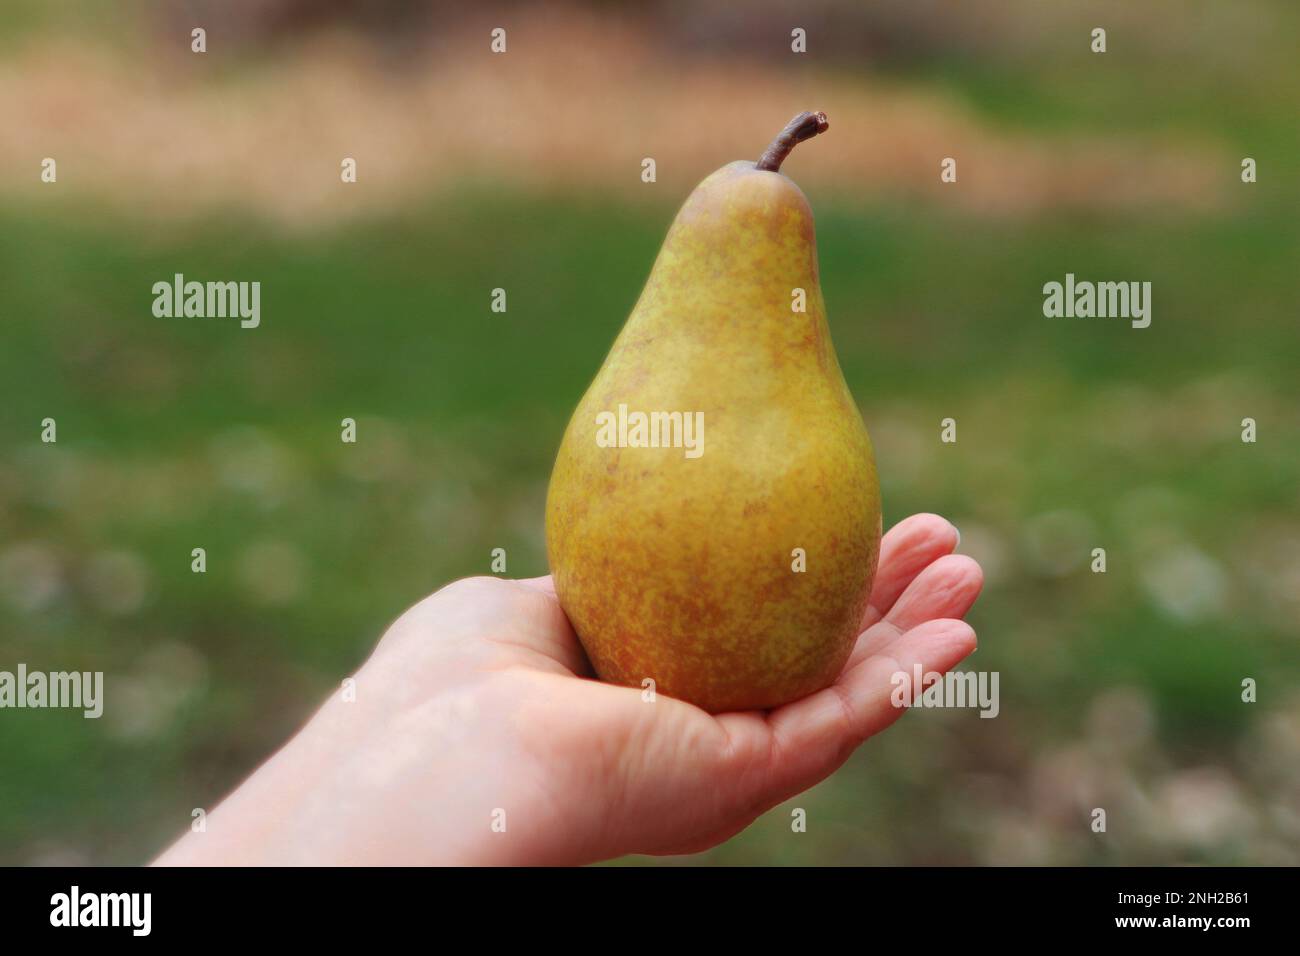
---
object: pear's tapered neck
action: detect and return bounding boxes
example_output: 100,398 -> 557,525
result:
755,111 -> 829,173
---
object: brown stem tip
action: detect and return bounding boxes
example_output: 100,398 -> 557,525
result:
755,110 -> 829,173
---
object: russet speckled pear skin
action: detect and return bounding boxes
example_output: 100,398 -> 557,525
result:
546,157 -> 881,714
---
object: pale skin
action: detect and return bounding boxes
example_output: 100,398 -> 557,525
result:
155,513 -> 982,866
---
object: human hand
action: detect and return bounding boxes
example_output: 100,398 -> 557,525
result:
155,512 -> 981,866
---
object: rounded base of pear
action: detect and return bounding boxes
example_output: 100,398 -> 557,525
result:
579,637 -> 858,715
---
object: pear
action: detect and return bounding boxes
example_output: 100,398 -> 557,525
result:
546,111 -> 881,713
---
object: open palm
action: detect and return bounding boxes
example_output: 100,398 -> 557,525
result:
380,511 -> 984,863
158,512 -> 982,866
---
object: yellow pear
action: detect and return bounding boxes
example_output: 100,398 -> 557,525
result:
546,111 -> 881,713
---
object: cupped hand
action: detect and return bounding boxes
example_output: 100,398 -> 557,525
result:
156,513 -> 982,866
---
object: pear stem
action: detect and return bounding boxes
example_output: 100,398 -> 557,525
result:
755,111 -> 829,173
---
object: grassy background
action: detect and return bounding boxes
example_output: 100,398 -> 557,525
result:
1,1 -> 1299,864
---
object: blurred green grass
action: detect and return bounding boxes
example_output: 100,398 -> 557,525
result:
3,0 -> 1300,863
3,180 -> 1298,862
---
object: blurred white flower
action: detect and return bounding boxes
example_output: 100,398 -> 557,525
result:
1150,767 -> 1254,847
979,815 -> 1055,866
0,541 -> 64,612
1139,544 -> 1228,621
105,675 -> 170,740
104,641 -> 209,742
1242,699 -> 1300,787
208,426 -> 295,506
26,843 -> 90,867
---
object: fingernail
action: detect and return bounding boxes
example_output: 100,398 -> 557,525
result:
953,525 -> 962,549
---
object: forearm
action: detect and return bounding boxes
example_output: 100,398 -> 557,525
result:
152,667 -> 579,866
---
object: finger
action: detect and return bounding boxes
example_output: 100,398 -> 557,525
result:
861,513 -> 960,629
516,574 -> 557,597
754,618 -> 977,809
848,553 -> 983,666
883,554 -> 983,633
